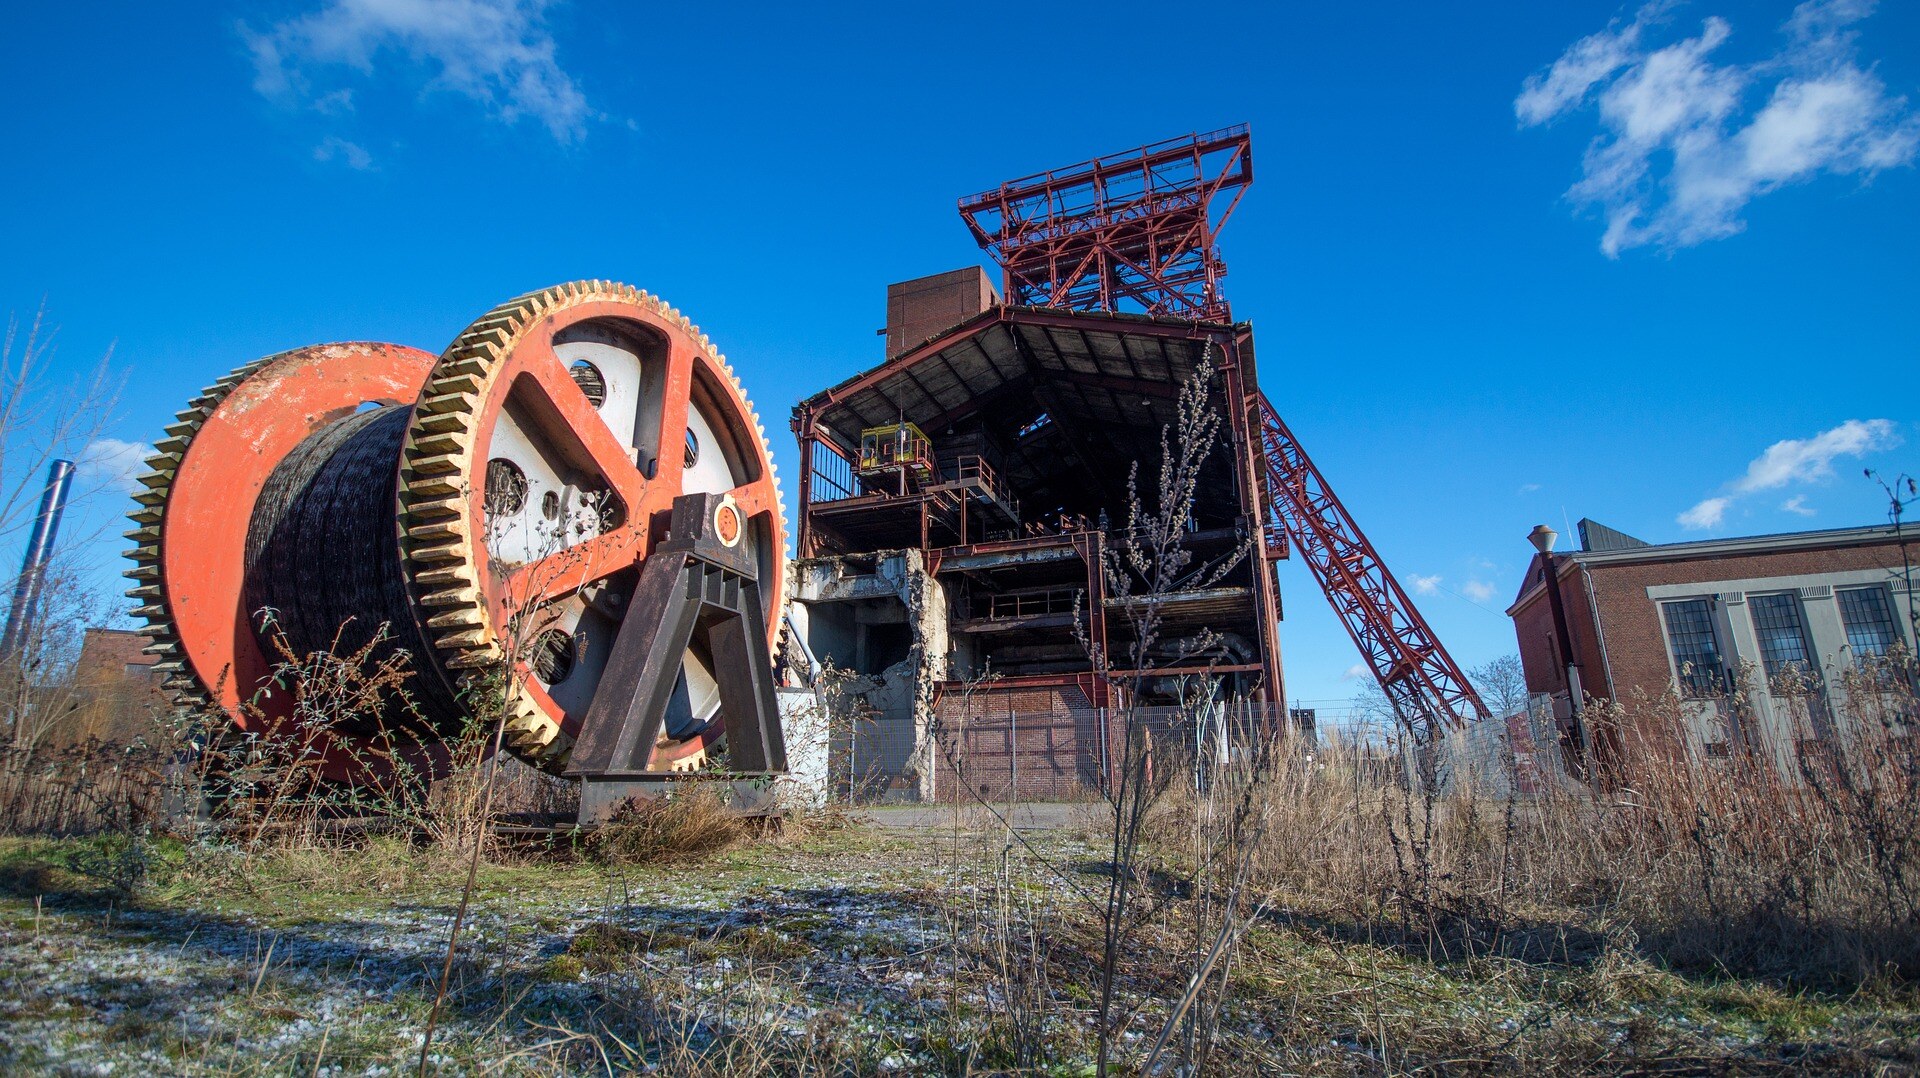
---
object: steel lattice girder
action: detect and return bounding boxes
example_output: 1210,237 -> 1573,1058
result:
1254,395 -> 1489,741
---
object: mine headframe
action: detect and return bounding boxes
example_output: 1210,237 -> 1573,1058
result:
960,126 -> 1491,743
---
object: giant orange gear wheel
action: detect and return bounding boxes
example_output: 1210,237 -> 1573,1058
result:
396,281 -> 786,771
126,282 -> 786,779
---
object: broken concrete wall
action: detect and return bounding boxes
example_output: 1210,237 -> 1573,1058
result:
790,549 -> 948,801
774,686 -> 831,809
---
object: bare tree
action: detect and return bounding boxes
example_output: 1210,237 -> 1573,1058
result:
0,305 -> 125,752
0,306 -> 123,539
1076,353 -> 1291,1077
1470,654 -> 1528,719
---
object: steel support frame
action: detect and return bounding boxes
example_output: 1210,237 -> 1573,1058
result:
1255,398 -> 1489,741
1219,335 -> 1287,706
944,125 -> 1486,747
958,126 -> 1253,322
566,493 -> 789,819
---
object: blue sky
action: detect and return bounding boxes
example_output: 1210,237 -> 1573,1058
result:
1,0 -> 1914,714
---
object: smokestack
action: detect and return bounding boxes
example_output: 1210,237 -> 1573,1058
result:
1,459 -> 77,663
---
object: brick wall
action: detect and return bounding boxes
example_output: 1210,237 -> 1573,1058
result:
885,268 -> 998,359
1511,560 -> 1607,700
1590,542 -> 1909,699
1513,538 -> 1913,703
49,628 -> 168,747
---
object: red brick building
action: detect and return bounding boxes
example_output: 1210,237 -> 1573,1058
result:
59,628 -> 166,746
1508,519 -> 1917,773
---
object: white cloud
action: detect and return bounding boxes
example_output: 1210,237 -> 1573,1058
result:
76,438 -> 152,494
1517,482 -> 1541,494
1518,0 -> 1918,256
1515,5 -> 1656,126
1677,418 -> 1899,530
1341,663 -> 1369,682
242,0 -> 593,142
1733,418 -> 1898,492
1462,580 -> 1496,603
1679,496 -> 1733,530
313,136 -> 373,169
1409,573 -> 1442,595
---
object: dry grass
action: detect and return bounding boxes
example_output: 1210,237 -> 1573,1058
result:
0,739 -> 171,837
590,787 -> 749,866
1124,662 -> 1920,994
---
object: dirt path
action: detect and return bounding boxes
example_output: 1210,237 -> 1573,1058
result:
854,802 -> 1086,830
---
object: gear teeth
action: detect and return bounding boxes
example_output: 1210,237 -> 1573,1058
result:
406,521 -> 464,544
403,497 -> 464,523
420,586 -> 479,608
425,607 -> 485,631
403,474 -> 463,498
408,544 -> 466,564
408,431 -> 471,457
396,279 -> 787,775
436,629 -> 490,649
418,392 -> 479,416
444,649 -> 500,670
120,348 -> 321,720
405,454 -> 464,476
414,412 -> 470,435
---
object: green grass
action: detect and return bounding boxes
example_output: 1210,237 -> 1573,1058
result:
0,825 -> 1915,1075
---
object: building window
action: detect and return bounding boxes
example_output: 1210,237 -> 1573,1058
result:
1661,598 -> 1724,697
1749,592 -> 1816,689
1837,585 -> 1902,658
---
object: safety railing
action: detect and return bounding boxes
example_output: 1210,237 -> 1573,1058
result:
808,439 -> 857,503
937,455 -> 1019,519
858,424 -> 934,477
984,588 -> 1082,619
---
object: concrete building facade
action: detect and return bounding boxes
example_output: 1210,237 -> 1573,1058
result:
787,271 -> 1287,801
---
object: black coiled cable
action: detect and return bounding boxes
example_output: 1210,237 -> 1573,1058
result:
243,405 -> 464,734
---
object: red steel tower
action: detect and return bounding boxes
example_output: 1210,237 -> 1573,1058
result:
960,126 -> 1253,322
960,126 -> 1490,740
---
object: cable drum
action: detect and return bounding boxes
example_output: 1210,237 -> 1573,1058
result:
126,284 -> 787,784
242,404 -> 461,732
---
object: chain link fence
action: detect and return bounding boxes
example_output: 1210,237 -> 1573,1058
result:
830,698 -> 1571,805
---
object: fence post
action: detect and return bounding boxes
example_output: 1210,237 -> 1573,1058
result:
1008,700 -> 1017,808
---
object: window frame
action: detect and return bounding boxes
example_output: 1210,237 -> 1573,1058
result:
1747,590 -> 1819,692
1836,584 -> 1904,660
1659,596 -> 1728,700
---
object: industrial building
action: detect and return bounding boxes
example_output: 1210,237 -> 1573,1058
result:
783,127 -> 1491,801
788,271 -> 1284,799
1510,519 -> 1917,777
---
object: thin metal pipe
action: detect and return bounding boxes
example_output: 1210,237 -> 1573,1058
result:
2,459 -> 76,662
